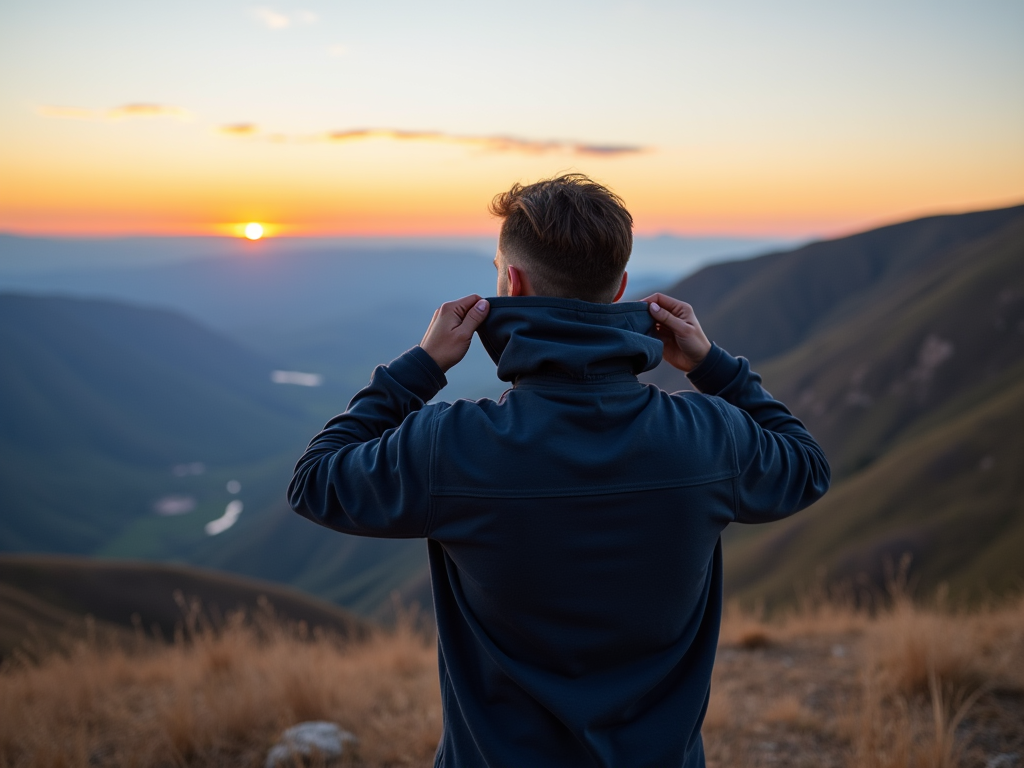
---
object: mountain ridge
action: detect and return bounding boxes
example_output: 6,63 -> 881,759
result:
2,203 -> 1021,615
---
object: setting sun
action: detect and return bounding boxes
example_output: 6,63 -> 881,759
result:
244,222 -> 264,240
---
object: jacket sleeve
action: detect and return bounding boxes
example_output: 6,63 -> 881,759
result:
687,344 -> 831,524
287,346 -> 446,538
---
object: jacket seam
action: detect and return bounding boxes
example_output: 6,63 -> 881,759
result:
431,474 -> 736,499
708,394 -> 742,520
423,408 -> 441,537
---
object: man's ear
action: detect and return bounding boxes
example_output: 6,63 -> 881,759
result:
612,271 -> 628,303
508,264 -> 525,297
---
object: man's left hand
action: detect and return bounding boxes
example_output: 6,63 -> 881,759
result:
419,295 -> 490,373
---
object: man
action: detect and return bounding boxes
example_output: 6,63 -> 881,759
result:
289,174 -> 830,767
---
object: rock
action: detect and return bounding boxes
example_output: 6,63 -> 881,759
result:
265,722 -> 357,768
986,755 -> 1019,768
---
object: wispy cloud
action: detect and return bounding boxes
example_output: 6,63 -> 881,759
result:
252,7 -> 318,29
218,124 -> 646,157
38,103 -> 190,121
326,129 -> 645,156
218,122 -> 259,136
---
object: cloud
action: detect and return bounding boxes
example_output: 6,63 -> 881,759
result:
218,122 -> 260,136
252,7 -> 318,29
38,103 -> 189,121
328,44 -> 348,57
108,103 -> 189,120
219,124 -> 646,157
253,7 -> 290,28
322,129 -> 644,156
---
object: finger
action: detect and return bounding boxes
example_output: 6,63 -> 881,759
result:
648,300 -> 689,335
443,294 -> 482,317
642,292 -> 675,308
643,293 -> 690,316
459,298 -> 490,335
439,294 -> 487,333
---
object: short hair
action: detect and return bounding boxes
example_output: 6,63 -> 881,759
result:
489,173 -> 633,303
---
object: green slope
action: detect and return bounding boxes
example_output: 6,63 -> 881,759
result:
755,213 -> 1024,479
0,293 -> 431,618
646,204 -> 1023,386
724,363 -> 1024,606
638,205 -> 1024,603
6,203 -> 1023,615
0,294 -> 313,553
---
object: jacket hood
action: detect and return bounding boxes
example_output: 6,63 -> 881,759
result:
476,297 -> 663,383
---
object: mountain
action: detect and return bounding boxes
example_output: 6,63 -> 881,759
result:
0,554 -> 369,660
3,207 -> 1021,616
0,293 -> 434,619
724,368 -> 1024,604
644,203 -> 1024,603
0,236 -> 786,404
0,294 -> 311,553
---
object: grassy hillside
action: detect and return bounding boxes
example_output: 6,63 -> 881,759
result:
646,203 -> 1023,371
757,212 -> 1024,478
640,205 -> 1024,605
0,294 -> 434,619
0,554 -> 368,660
0,294 -> 311,554
724,363 -> 1024,605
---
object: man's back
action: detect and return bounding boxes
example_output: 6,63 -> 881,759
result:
289,297 -> 830,767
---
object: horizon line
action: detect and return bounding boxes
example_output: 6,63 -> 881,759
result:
0,230 -> 809,242
2,198 -> 1020,244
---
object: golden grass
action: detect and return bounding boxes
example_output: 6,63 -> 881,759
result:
709,582 -> 1024,768
0,609 -> 439,768
1,590 -> 1022,767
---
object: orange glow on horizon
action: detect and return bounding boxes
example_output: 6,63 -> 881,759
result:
3,197 -> 1023,242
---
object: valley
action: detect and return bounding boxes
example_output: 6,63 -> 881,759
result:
1,209 -> 1022,622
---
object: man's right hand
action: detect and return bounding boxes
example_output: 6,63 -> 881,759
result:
419,295 -> 491,373
644,293 -> 712,373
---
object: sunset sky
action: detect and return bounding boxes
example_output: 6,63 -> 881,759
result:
1,0 -> 1021,237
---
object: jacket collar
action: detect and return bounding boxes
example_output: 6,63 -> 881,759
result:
476,297 -> 663,384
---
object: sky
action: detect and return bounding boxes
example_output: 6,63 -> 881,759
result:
0,0 -> 1022,238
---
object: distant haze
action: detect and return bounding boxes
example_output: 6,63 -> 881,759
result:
0,233 -> 793,284
0,232 -> 794,405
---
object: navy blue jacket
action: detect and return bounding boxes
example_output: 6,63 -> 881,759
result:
289,297 -> 830,768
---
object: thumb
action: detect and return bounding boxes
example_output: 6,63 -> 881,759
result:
459,297 -> 490,334
647,300 -> 683,334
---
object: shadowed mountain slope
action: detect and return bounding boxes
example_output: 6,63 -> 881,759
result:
0,294 -> 431,619
724,362 -> 1024,604
0,294 -> 311,554
752,213 -> 1024,479
647,204 -> 1023,376
641,204 -> 1024,605
3,205 -> 1022,616
0,554 -> 369,659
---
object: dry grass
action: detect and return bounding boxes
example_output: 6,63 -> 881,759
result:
2,590 -> 1023,767
0,609 -> 439,768
707,584 -> 1024,768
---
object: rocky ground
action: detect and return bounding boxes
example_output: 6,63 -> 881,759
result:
705,602 -> 1024,768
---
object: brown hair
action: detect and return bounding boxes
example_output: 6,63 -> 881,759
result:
489,173 -> 633,303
